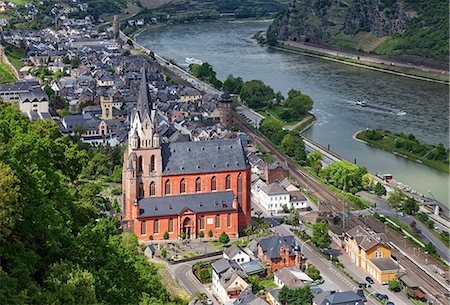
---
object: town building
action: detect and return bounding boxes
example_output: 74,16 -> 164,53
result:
122,69 -> 251,240
223,245 -> 251,264
313,290 -> 366,305
212,258 -> 250,303
257,235 -> 304,273
273,266 -> 313,289
344,225 -> 403,284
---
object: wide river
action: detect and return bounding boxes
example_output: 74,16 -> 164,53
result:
138,20 -> 449,205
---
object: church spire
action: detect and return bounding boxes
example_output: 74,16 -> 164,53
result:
137,67 -> 152,118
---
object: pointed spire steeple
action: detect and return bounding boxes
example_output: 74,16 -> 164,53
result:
137,67 -> 151,118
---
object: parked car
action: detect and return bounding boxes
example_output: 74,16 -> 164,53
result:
366,276 -> 375,284
358,282 -> 371,288
206,299 -> 213,305
375,293 -> 389,301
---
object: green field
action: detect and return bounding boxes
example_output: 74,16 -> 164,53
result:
0,62 -> 16,83
357,129 -> 449,173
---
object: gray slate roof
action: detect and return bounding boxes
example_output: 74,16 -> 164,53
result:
161,138 -> 247,176
234,286 -> 269,305
137,191 -> 236,218
258,235 -> 296,259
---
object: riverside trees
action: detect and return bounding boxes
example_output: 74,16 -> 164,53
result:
0,102 -> 185,305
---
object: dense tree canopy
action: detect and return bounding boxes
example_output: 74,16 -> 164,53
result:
278,285 -> 313,305
222,74 -> 244,94
240,80 -> 275,109
0,102 -> 184,305
312,221 -> 331,248
320,161 -> 368,194
190,62 -> 222,89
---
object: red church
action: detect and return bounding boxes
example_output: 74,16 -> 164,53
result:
122,69 -> 251,240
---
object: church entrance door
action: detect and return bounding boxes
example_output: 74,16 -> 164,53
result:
183,217 -> 191,239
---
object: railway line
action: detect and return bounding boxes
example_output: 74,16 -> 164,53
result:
234,112 -> 450,304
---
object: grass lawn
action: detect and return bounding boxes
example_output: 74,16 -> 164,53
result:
3,42 -> 26,70
260,278 -> 277,290
5,0 -> 32,4
0,62 -> 16,83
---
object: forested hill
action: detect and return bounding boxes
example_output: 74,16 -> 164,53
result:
267,0 -> 449,64
0,101 -> 185,305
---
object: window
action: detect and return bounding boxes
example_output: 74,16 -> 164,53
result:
200,216 -> 205,230
150,155 -> 155,172
227,213 -> 231,227
215,214 -> 220,228
195,177 -> 201,192
225,175 -> 231,190
180,178 -> 186,193
375,251 -> 383,258
154,219 -> 159,233
138,182 -> 144,198
138,156 -> 143,173
211,176 -> 217,191
141,220 -> 146,235
165,180 -> 171,195
168,218 -> 174,232
149,182 -> 155,196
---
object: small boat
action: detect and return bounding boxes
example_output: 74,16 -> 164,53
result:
185,57 -> 203,65
396,111 -> 407,116
356,99 -> 367,106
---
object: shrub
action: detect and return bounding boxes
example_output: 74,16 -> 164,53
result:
198,267 -> 212,283
161,248 -> 167,258
180,232 -> 186,240
198,230 -> 205,238
149,235 -> 153,241
219,232 -> 230,244
208,229 -> 213,238
163,231 -> 169,240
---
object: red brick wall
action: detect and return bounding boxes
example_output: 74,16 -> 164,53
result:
135,210 -> 239,241
257,244 -> 297,272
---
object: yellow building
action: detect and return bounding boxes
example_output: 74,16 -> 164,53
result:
344,225 -> 404,284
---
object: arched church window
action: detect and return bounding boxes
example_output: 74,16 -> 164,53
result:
165,180 -> 171,195
149,182 -> 155,196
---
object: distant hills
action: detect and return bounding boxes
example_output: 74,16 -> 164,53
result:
267,0 -> 449,64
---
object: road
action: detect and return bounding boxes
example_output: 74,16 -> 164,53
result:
355,192 -> 449,263
252,200 -> 410,305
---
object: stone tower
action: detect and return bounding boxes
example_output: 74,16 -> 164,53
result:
123,67 -> 162,222
113,15 -> 120,39
218,93 -> 232,128
100,95 -> 113,120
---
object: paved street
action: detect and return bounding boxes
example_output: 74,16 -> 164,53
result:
356,192 -> 449,262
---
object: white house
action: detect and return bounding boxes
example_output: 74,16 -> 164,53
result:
211,258 -> 249,303
254,180 -> 290,213
274,266 -> 313,288
223,245 -> 251,265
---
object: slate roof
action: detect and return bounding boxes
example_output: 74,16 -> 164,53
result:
212,258 -> 231,274
224,245 -> 245,259
161,138 -> 247,176
258,235 -> 296,259
137,191 -> 236,218
345,225 -> 389,252
263,182 -> 288,195
369,257 -> 400,272
19,89 -> 49,102
322,291 -> 366,305
234,286 -> 269,305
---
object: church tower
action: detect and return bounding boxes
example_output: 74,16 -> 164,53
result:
218,93 -> 232,128
100,95 -> 113,120
123,67 -> 163,223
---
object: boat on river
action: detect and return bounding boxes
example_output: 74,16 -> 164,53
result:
185,57 -> 203,65
356,99 -> 406,116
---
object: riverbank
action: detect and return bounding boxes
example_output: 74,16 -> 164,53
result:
354,129 -> 449,173
268,42 -> 449,85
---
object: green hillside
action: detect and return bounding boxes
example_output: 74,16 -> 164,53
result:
268,0 -> 449,64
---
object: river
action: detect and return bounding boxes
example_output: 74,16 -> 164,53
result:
137,20 -> 449,206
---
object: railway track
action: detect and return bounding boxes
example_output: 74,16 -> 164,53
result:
234,113 -> 450,304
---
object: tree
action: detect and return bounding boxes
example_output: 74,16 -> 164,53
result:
305,265 -> 321,280
321,161 -> 367,194
198,268 -> 212,283
284,89 -> 313,116
281,133 -> 306,163
278,285 -> 313,305
219,232 -> 230,244
388,280 -> 400,292
374,183 -> 387,197
208,230 -> 213,238
248,275 -> 262,293
198,230 -> 204,238
190,62 -> 222,89
312,221 -> 331,248
361,173 -> 374,191
240,80 -> 275,109
163,231 -> 169,240
387,188 -> 405,208
0,162 -> 20,240
403,197 -> 419,215
260,118 -> 285,144
307,150 -> 323,175
222,74 -> 243,94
